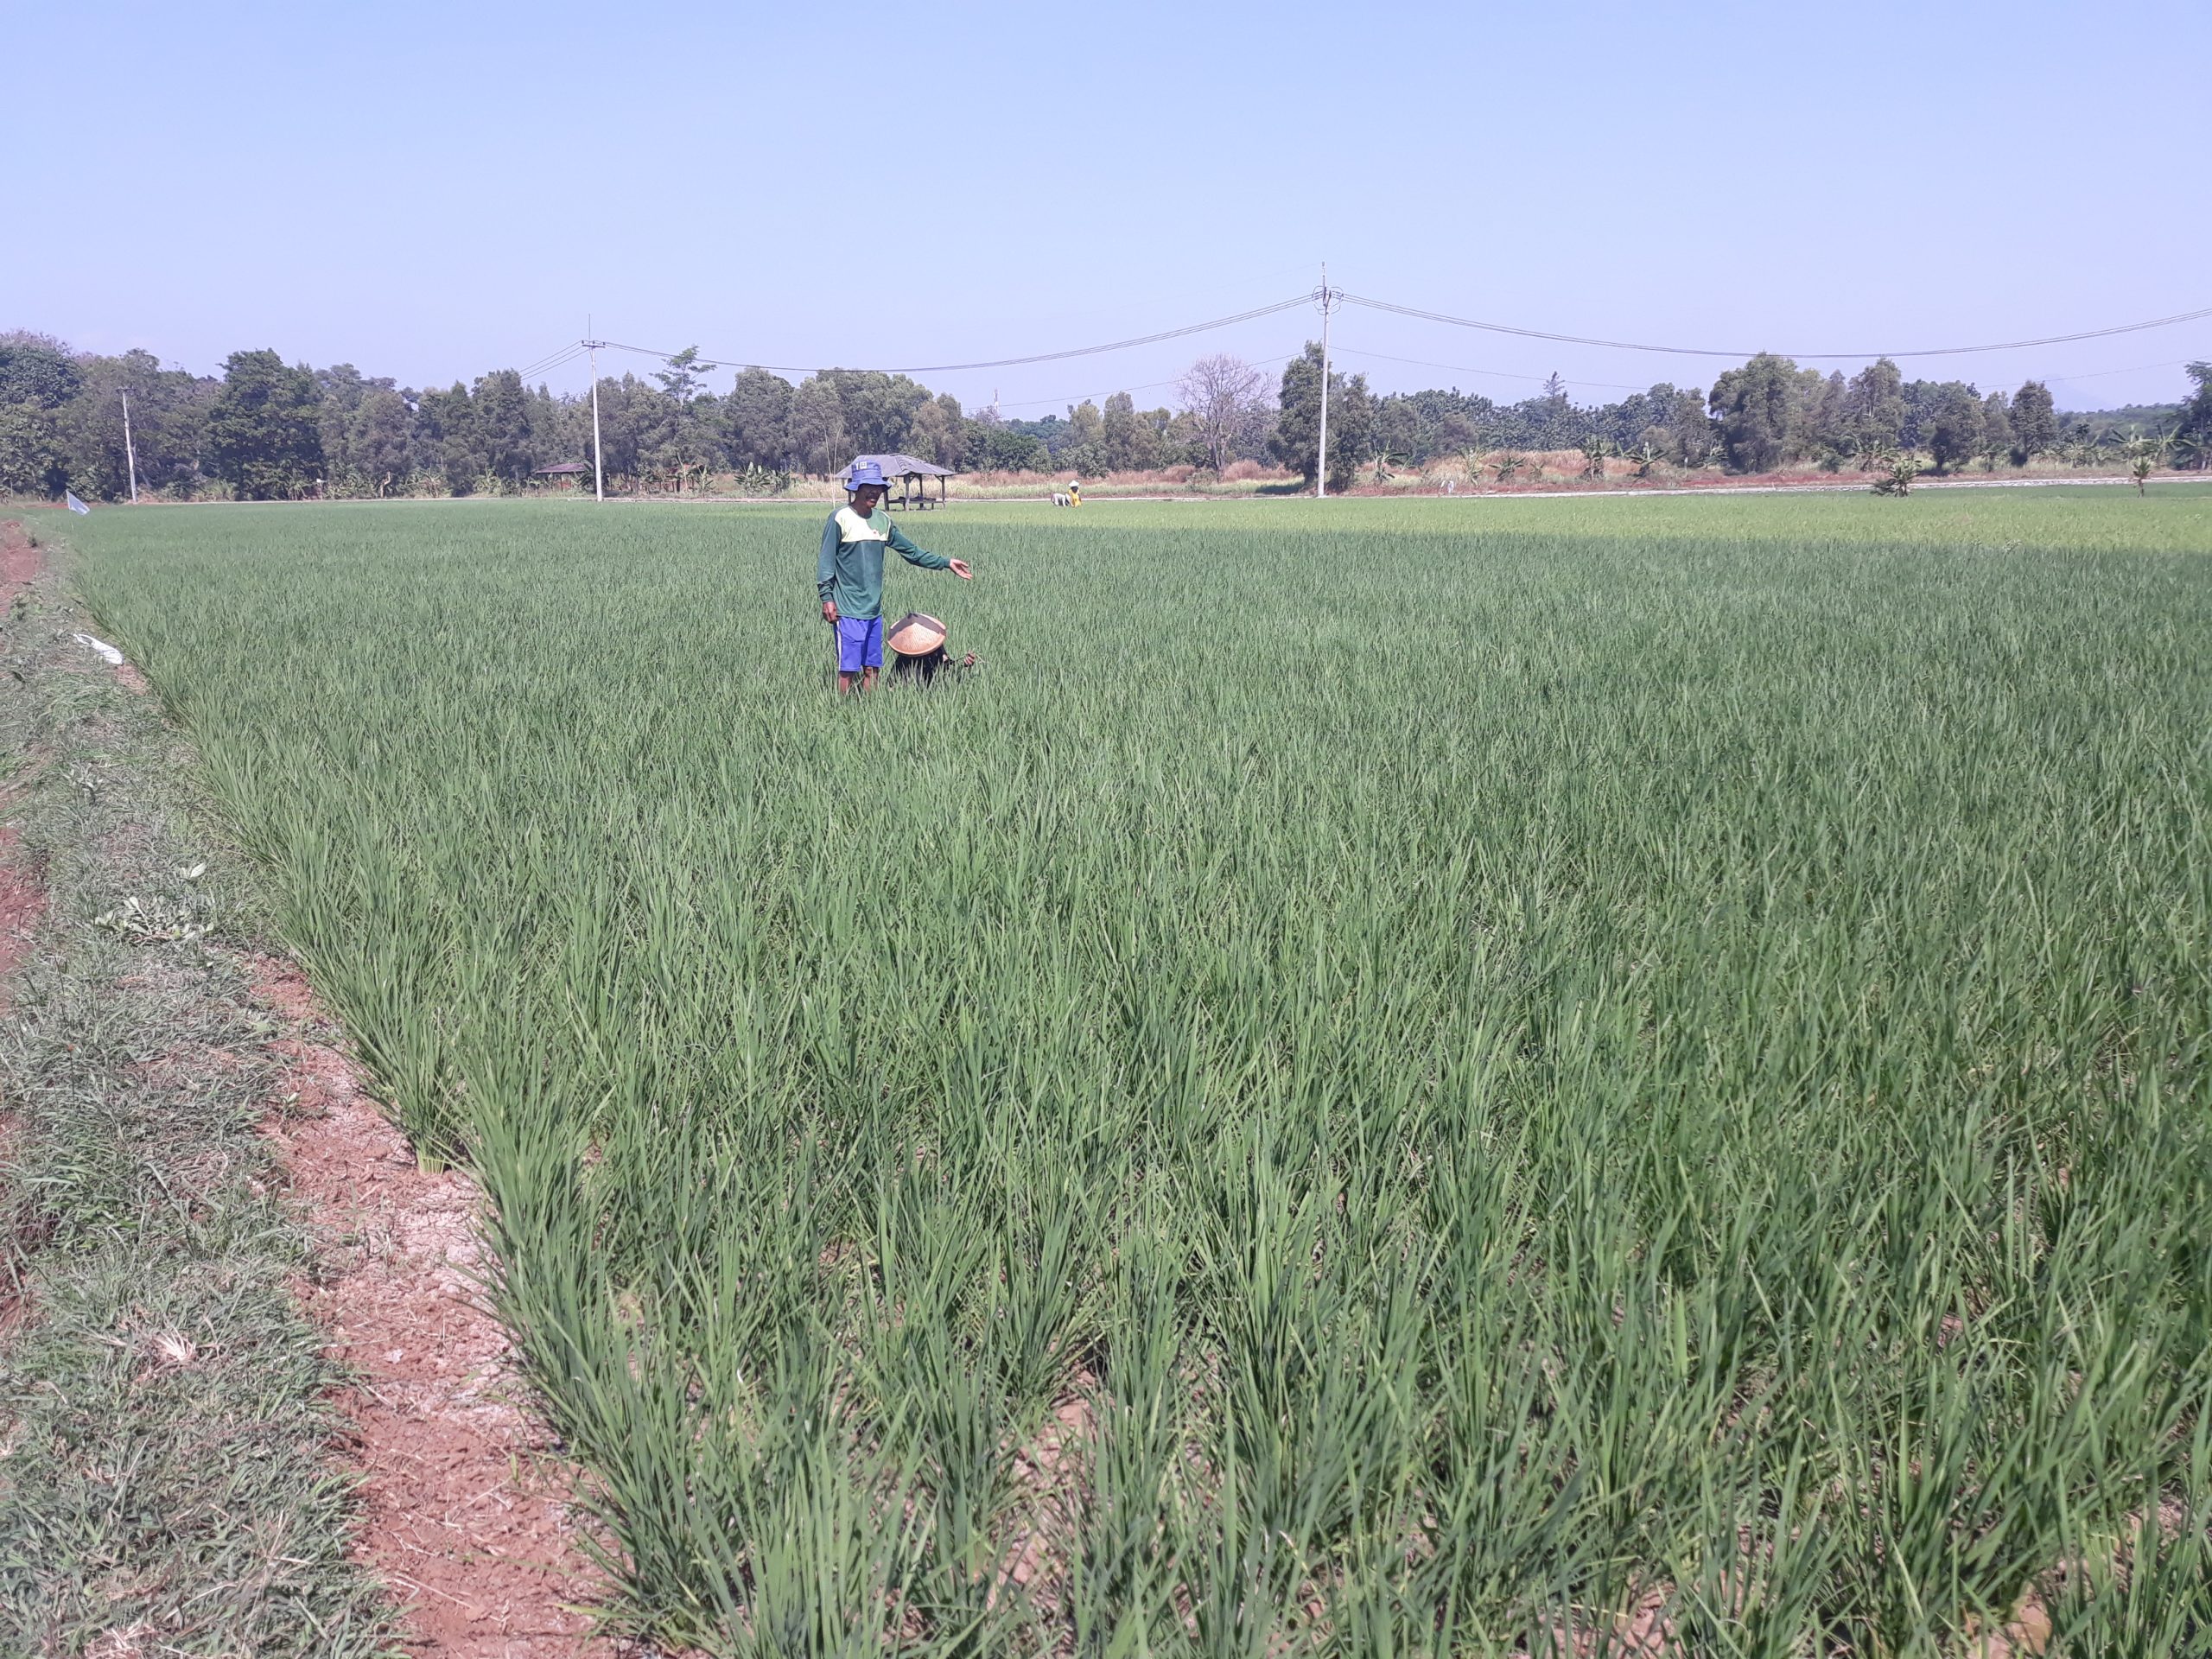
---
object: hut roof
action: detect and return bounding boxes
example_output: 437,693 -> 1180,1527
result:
842,453 -> 955,480
533,461 -> 589,476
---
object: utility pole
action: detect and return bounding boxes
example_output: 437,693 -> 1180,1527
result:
1315,264 -> 1339,499
120,387 -> 139,504
587,317 -> 605,502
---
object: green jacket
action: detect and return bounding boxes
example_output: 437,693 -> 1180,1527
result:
817,506 -> 949,621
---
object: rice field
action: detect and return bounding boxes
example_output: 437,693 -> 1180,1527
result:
65,489 -> 2212,1655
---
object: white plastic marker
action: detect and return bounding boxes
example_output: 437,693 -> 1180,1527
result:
73,632 -> 125,666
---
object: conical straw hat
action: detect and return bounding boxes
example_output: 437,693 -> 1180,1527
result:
887,613 -> 948,657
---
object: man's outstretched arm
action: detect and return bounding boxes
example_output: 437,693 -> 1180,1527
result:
886,520 -> 972,580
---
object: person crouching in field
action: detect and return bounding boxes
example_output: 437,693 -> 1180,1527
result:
886,613 -> 979,686
818,461 -> 972,693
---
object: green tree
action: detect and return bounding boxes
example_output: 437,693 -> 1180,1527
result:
2173,363 -> 2212,470
51,348 -> 198,499
470,370 -> 534,489
1708,353 -> 1802,474
906,393 -> 966,469
415,382 -> 481,493
1843,359 -> 1907,455
654,346 -> 708,401
349,389 -> 413,494
1807,369 -> 1850,459
2008,380 -> 2058,465
101,353 -> 213,498
315,363 -> 372,485
1374,397 -> 1422,476
0,402 -> 65,496
582,375 -> 653,486
1657,385 -> 1712,466
1926,382 -> 1982,474
524,383 -> 584,475
1271,342 -> 1374,491
1102,391 -> 1160,473
1977,391 -> 2012,470
822,370 -> 928,455
0,332 -> 82,409
207,349 -> 324,499
1161,409 -> 1205,467
790,376 -> 848,475
1064,399 -> 1107,477
963,416 -> 1047,474
725,369 -> 794,469
645,396 -> 717,493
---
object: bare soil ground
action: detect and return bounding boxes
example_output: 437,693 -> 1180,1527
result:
0,513 -> 614,1655
0,521 -> 48,1344
251,951 -> 617,1657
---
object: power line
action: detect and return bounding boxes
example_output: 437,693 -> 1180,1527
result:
990,354 -> 1300,413
583,294 -> 1313,381
1339,293 -> 2212,362
518,342 -> 589,382
518,344 -> 575,378
2043,358 -> 2194,384
524,289 -> 2202,409
1330,346 -> 1648,394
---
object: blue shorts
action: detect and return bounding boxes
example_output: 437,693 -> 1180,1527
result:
836,614 -> 883,671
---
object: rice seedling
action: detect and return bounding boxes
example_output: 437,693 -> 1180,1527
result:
60,486 -> 2212,1653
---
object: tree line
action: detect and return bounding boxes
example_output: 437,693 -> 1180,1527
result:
3,327 -> 2205,501
1356,357 -> 2209,487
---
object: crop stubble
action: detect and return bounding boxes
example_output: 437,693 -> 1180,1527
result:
66,491 -> 2212,1655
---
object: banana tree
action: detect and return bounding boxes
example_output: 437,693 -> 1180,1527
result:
1871,456 -> 1921,496
2116,426 -> 2171,494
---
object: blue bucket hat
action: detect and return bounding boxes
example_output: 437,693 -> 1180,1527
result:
848,460 -> 887,491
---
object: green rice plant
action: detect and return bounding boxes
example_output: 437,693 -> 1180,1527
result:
53,485 -> 2212,1651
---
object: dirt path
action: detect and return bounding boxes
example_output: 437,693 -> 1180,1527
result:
1,513 -> 612,1653
249,952 -> 618,1657
0,520 -> 49,1345
0,521 -> 48,1014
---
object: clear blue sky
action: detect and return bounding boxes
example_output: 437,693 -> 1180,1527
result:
11,0 -> 2207,415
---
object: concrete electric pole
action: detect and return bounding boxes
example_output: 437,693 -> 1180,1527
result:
1315,264 -> 1339,499
587,321 -> 605,503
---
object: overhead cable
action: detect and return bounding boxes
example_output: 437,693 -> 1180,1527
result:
1330,346 -> 1647,394
1339,293 -> 2212,362
585,295 -> 1313,379
518,343 -> 589,381
990,353 -> 1300,412
524,289 -> 2206,396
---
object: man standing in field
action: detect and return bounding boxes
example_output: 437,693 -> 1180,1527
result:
819,460 -> 972,693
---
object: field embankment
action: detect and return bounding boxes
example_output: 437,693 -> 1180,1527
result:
0,518 -> 397,1653
50,490 -> 2212,1655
